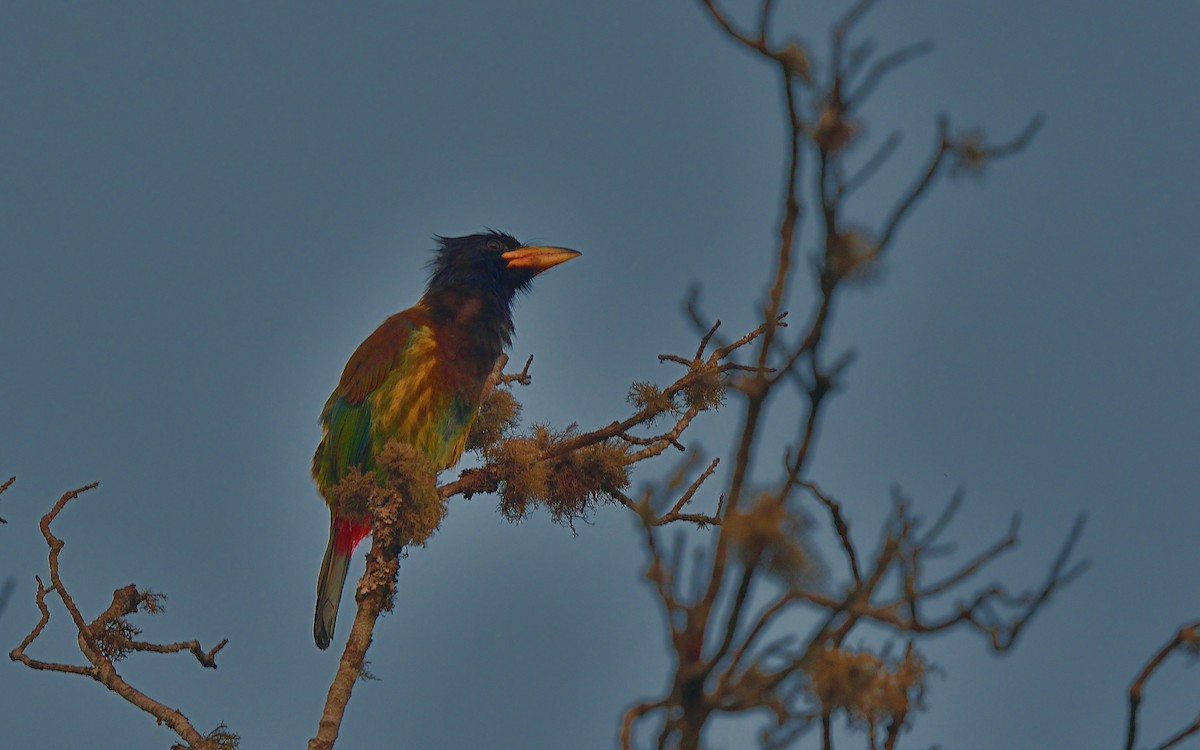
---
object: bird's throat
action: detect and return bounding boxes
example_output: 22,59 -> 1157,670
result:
422,288 -> 514,386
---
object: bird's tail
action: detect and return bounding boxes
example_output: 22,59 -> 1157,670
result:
314,516 -> 371,650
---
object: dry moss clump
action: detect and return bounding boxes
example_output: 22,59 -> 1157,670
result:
806,644 -> 928,732
466,387 -> 522,453
484,424 -> 631,526
465,385 -> 632,525
201,722 -> 241,750
628,368 -> 726,418
627,382 -> 674,420
371,441 -> 443,549
724,494 -> 813,583
683,362 -> 725,412
326,466 -> 377,521
324,440 -> 444,555
90,585 -> 166,662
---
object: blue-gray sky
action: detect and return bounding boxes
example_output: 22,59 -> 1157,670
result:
3,1 -> 1198,748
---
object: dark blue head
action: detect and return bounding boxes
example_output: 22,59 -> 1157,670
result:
425,230 -> 580,306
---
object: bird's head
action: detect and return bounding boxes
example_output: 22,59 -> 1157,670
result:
426,230 -> 581,305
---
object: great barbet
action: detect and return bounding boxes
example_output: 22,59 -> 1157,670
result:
311,231 -> 580,649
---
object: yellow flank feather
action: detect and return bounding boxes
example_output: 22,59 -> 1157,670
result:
367,326 -> 475,471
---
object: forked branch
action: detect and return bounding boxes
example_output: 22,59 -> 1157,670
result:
9,483 -> 234,750
1125,621 -> 1200,750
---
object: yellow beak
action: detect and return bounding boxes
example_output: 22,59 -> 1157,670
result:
502,245 -> 582,274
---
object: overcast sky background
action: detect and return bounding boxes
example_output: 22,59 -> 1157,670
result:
3,1 -> 1199,748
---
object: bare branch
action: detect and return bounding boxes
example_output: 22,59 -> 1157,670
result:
610,485 -> 721,529
990,115 -> 1045,157
848,40 -> 934,106
1125,621 -> 1200,750
9,576 -> 96,677
695,319 -> 722,360
500,354 -> 535,386
699,0 -> 772,57
664,458 -> 721,521
0,474 -> 14,523
9,483 -> 231,749
875,116 -> 952,257
757,0 -> 776,44
308,541 -> 394,750
481,353 -> 537,397
622,698 -> 668,750
875,513 -> 1088,650
841,131 -> 901,196
950,115 -> 1045,178
832,0 -> 878,65
1157,719 -> 1200,750
801,481 -> 862,585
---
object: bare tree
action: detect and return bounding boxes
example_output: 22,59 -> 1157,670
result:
614,2 -> 1078,746
12,2 -> 1192,749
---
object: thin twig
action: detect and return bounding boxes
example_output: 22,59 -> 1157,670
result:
699,0 -> 772,56
0,475 -> 14,523
848,40 -> 934,105
757,0 -> 776,44
801,481 -> 862,585
841,131 -> 901,196
1125,621 -> 1200,750
875,116 -> 952,257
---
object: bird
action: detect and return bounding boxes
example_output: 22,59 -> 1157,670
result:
311,230 -> 580,650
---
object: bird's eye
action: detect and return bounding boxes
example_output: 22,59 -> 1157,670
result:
487,239 -> 503,252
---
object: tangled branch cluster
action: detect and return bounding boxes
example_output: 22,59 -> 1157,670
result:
618,2 -> 1077,748
8,482 -> 234,750
625,479 -> 1085,750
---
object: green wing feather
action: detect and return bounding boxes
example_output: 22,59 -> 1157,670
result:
312,395 -> 374,492
312,312 -> 418,494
